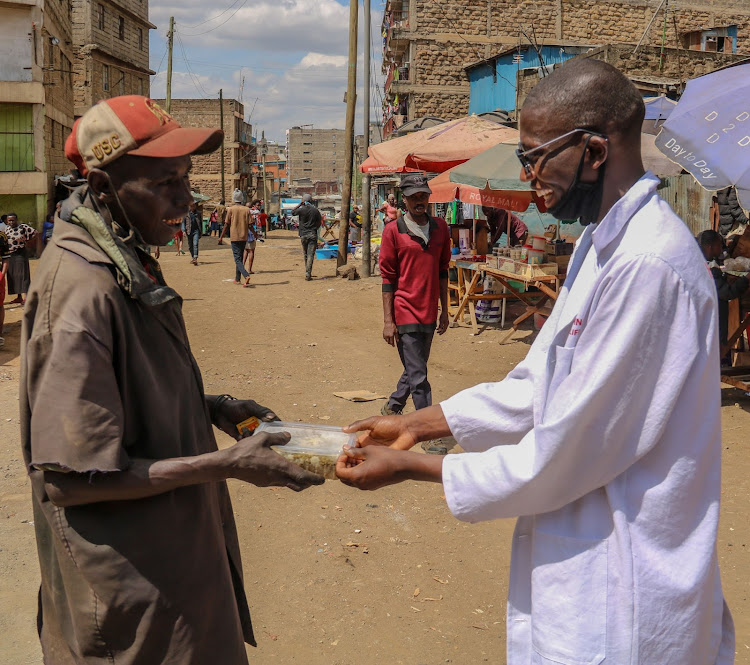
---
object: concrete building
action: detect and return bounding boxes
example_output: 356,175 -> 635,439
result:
286,126 -> 347,186
71,0 -> 155,118
0,0 -> 75,223
156,97 -> 253,203
381,0 -> 750,137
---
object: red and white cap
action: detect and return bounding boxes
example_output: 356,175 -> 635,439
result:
65,95 -> 223,176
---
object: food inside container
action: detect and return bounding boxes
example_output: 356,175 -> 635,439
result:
256,421 -> 356,480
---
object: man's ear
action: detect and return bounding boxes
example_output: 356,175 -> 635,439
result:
87,168 -> 116,204
587,136 -> 608,170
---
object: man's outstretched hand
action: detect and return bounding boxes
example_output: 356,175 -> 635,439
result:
344,415 -> 417,450
344,406 -> 452,451
214,398 -> 279,441
336,445 -> 443,490
224,431 -> 325,491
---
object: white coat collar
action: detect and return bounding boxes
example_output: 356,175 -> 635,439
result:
591,171 -> 660,254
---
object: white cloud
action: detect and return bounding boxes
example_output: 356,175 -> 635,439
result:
152,0 -> 350,54
299,53 -> 348,68
149,0 -> 385,141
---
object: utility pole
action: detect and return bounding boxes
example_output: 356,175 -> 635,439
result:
262,147 -> 269,214
337,0 -> 358,267
165,16 -> 174,113
362,0 -> 372,277
219,88 -> 226,203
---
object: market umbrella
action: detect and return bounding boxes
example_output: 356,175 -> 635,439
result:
449,141 -> 531,191
449,133 -> 681,188
655,62 -> 750,210
428,167 -> 537,212
191,191 -> 211,202
360,115 -> 518,174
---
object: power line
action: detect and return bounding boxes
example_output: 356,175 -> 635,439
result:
177,0 -> 244,29
177,0 -> 250,37
175,32 -> 211,97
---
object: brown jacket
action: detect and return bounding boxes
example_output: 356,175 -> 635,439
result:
225,204 -> 251,242
20,192 -> 254,664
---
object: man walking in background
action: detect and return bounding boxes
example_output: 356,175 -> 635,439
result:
219,190 -> 252,286
292,194 -> 321,281
378,174 -> 451,452
185,200 -> 202,265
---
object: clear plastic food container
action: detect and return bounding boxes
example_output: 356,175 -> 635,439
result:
256,421 -> 357,480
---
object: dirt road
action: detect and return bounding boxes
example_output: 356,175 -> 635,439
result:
1,230 -> 748,664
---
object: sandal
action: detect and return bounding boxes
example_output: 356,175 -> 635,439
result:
421,439 -> 450,455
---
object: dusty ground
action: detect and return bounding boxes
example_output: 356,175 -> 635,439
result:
0,230 -> 748,664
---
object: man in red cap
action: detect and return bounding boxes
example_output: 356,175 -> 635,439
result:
20,96 -> 323,665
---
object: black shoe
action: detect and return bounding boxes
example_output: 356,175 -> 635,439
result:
380,404 -> 402,416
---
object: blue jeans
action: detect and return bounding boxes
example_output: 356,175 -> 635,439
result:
188,229 -> 200,259
231,241 -> 250,281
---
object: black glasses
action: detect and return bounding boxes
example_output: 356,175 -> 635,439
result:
516,128 -> 608,176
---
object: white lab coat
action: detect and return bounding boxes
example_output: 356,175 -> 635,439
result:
441,174 -> 735,665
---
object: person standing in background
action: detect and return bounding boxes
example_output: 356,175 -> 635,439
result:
377,193 -> 399,225
482,206 -> 529,247
258,207 -> 268,239
349,205 -> 362,244
185,201 -> 202,266
378,174 -> 451,456
213,199 -> 227,237
4,213 -> 37,305
292,194 -> 322,281
219,190 -> 252,286
0,229 -> 8,348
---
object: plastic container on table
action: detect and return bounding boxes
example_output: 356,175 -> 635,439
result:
256,421 -> 356,480
531,235 -> 547,251
527,248 -> 546,264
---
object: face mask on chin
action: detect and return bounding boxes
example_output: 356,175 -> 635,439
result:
548,135 -> 606,226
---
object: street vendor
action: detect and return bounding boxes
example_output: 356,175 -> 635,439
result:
481,205 -> 528,247
20,95 -> 323,665
337,59 -> 734,664
699,229 -> 749,364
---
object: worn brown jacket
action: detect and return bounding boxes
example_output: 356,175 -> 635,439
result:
20,191 -> 255,664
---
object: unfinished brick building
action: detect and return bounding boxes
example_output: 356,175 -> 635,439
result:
72,0 -> 154,118
381,0 -> 750,136
155,98 -> 254,203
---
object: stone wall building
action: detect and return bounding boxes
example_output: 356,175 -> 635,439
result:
156,98 -> 253,203
0,0 -> 76,223
286,127 -> 347,187
72,0 -> 154,118
382,0 -> 750,137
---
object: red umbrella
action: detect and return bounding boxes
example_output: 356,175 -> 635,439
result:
360,116 -> 519,174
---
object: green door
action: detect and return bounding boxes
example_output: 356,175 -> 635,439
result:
0,103 -> 34,172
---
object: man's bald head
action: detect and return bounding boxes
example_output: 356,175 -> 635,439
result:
524,59 -> 645,140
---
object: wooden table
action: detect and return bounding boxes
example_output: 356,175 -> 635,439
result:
448,260 -> 558,337
483,267 -> 562,343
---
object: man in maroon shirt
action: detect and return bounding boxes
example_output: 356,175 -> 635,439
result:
482,205 -> 528,247
379,174 -> 451,449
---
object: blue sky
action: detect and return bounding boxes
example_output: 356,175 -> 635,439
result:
148,0 -> 385,144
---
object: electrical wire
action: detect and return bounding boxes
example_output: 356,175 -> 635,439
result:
177,0 -> 250,37
177,0 -> 244,30
175,32 -> 212,97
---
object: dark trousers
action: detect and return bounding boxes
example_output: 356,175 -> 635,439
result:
388,331 -> 434,412
301,235 -> 316,277
231,241 -> 250,281
188,229 -> 200,259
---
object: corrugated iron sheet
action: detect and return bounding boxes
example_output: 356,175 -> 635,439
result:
657,175 -> 714,237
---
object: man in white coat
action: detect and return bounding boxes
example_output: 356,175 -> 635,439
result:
337,59 -> 734,665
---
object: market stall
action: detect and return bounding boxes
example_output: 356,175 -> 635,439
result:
655,62 -> 750,389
